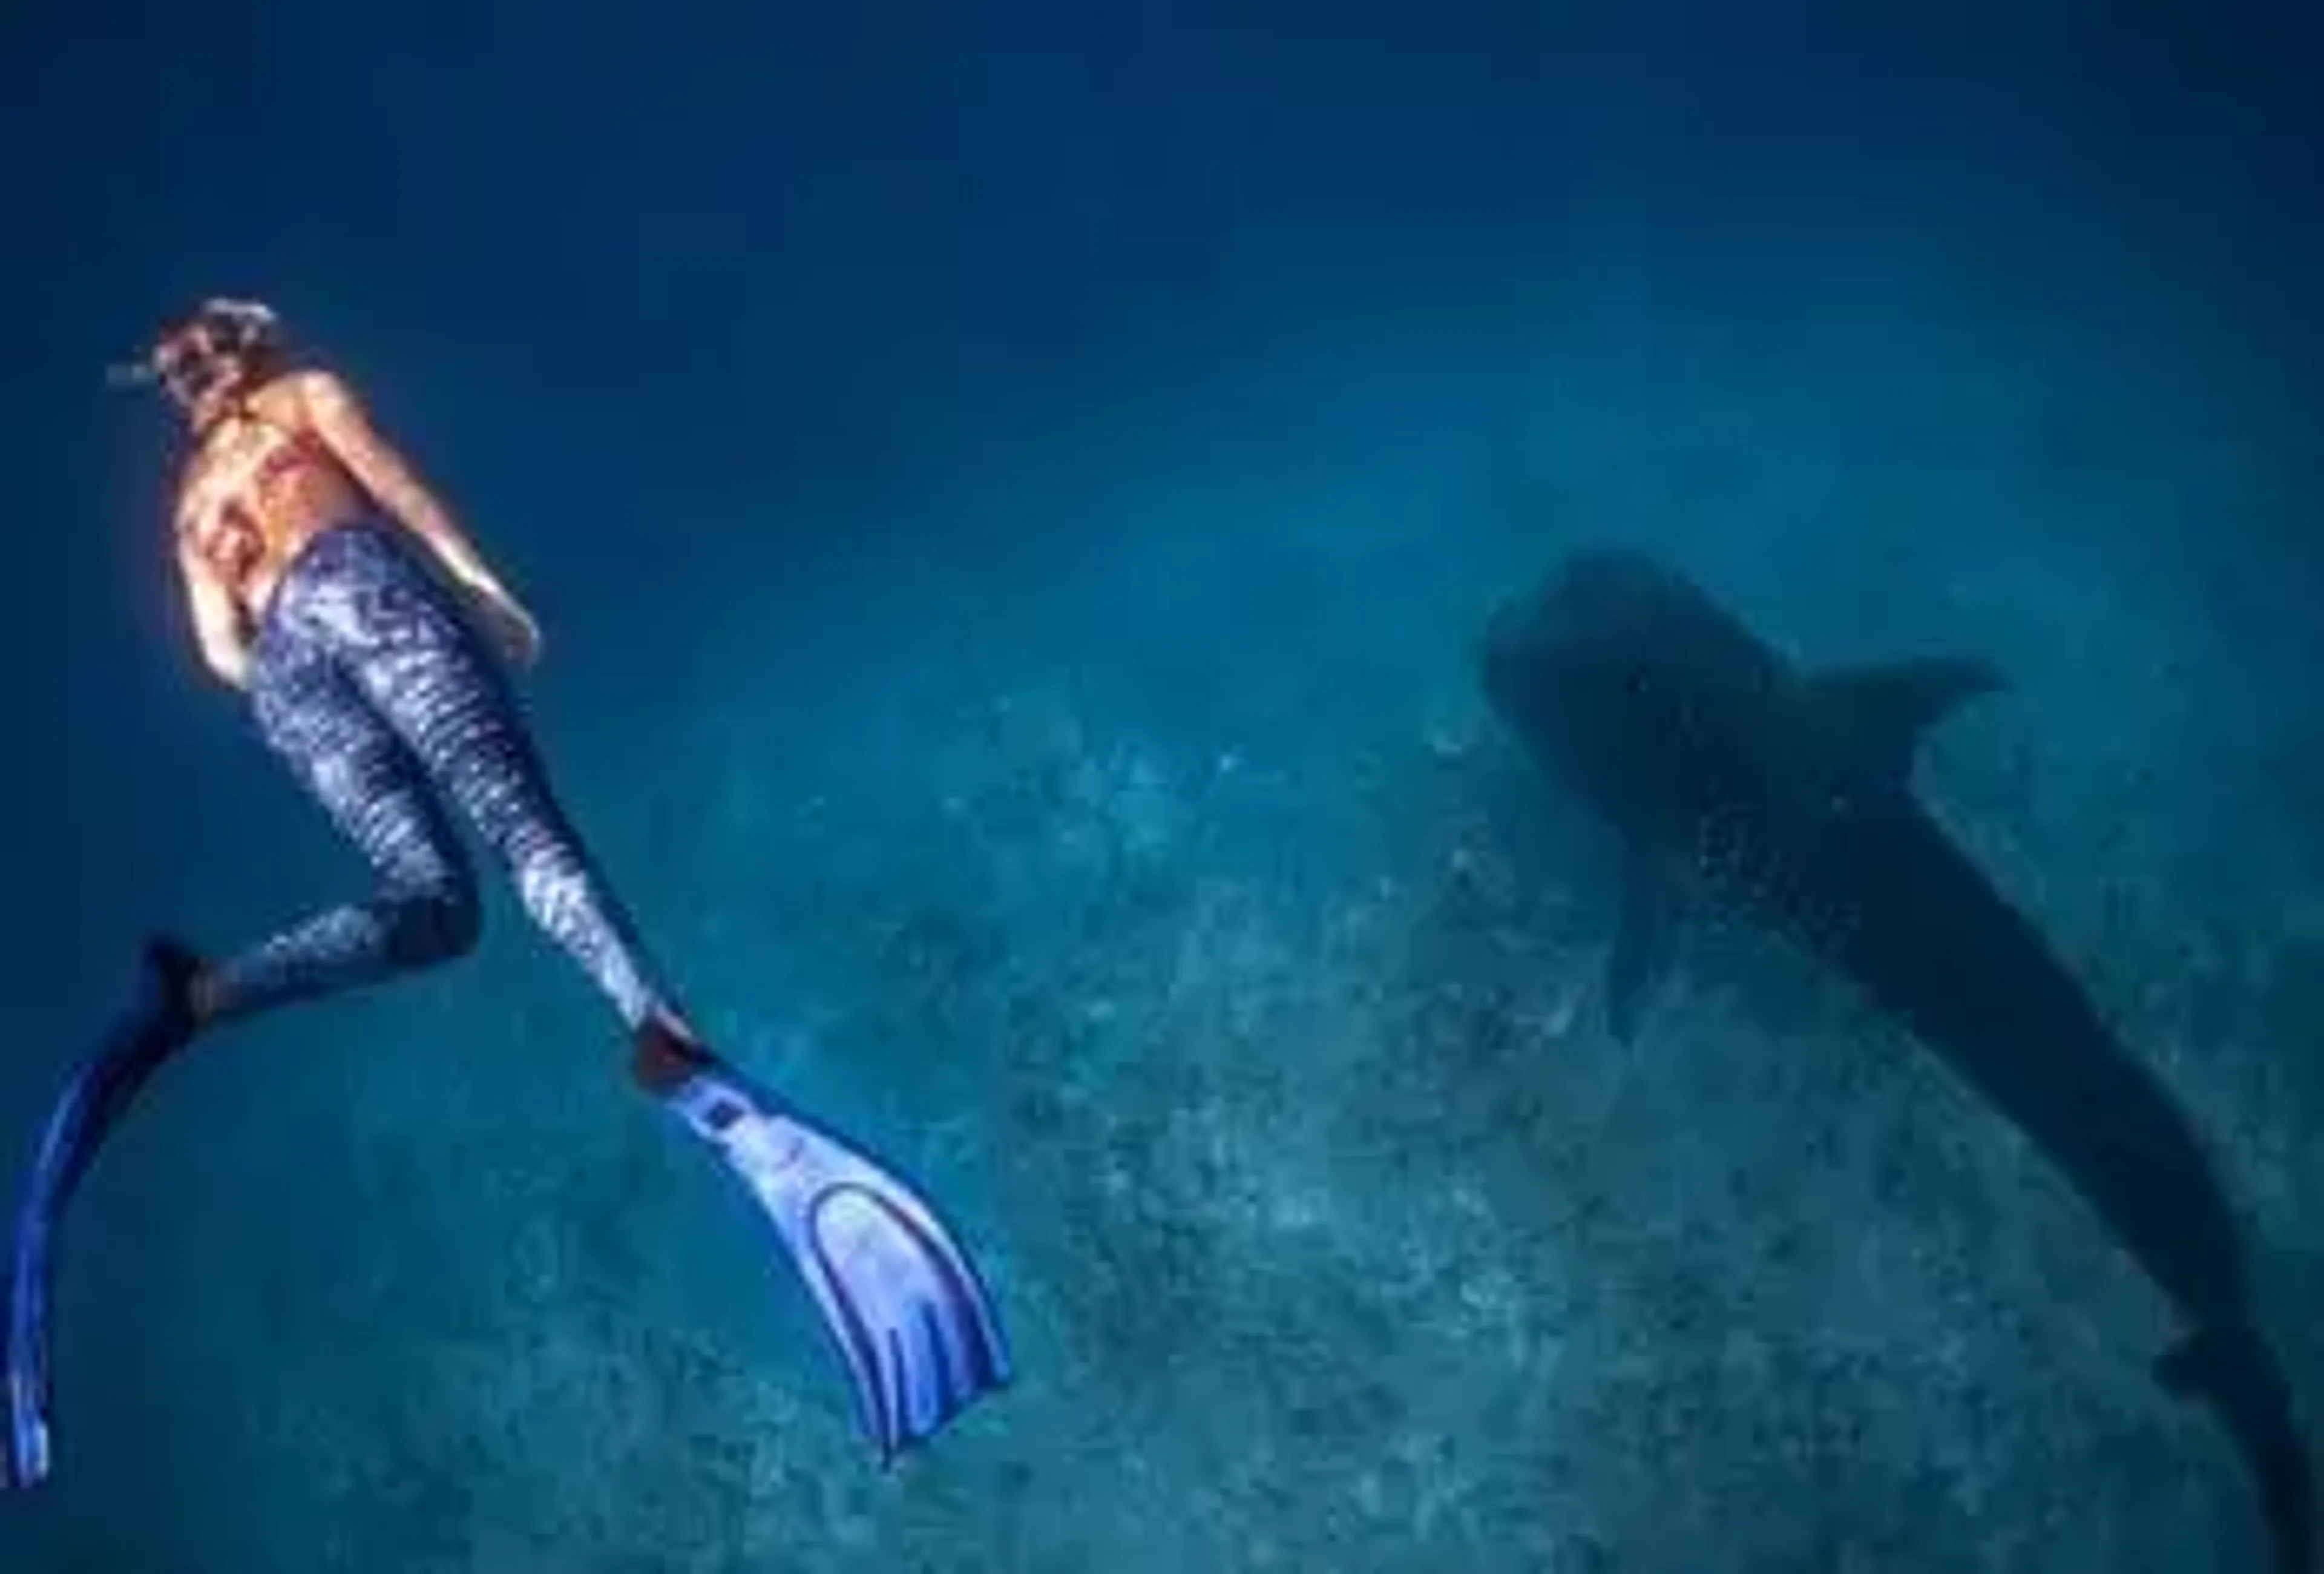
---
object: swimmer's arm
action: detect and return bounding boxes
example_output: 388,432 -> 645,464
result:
175,536 -> 254,690
294,370 -> 530,616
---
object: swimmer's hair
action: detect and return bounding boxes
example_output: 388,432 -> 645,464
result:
108,297 -> 289,392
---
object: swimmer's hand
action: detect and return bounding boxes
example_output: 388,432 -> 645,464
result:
476,590 -> 543,668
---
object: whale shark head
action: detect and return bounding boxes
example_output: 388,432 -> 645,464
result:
1478,550 -> 1788,837
1479,550 -> 1686,697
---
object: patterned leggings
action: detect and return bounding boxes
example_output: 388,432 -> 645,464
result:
207,518 -> 672,1032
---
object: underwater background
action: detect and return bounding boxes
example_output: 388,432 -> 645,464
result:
5,2 -> 2322,1570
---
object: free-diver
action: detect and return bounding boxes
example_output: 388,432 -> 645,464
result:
4,298 -> 1008,1489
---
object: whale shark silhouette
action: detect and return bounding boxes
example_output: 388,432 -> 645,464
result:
1479,547 -> 2313,1572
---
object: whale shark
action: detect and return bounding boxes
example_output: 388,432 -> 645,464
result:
1479,547 -> 2313,1572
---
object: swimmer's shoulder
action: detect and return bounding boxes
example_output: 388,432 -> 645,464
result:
261,366 -> 369,430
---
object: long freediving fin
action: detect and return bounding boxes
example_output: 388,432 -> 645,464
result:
4,938 -> 203,1492
648,1031 -> 1009,1463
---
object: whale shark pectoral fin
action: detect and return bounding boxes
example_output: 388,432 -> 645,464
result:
1809,657 -> 2006,788
1606,848 -> 1682,1043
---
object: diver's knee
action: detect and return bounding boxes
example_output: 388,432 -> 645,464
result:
386,881 -> 482,966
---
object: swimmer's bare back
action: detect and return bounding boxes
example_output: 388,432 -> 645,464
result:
171,369 -> 542,689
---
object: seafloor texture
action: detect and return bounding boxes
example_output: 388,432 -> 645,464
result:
18,275 -> 2324,1573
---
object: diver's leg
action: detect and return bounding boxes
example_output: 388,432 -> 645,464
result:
393,684 -> 673,1036
329,542 -> 676,1036
199,653 -> 482,1021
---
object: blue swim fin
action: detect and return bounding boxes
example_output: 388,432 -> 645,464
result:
644,1028 -> 1009,1463
5,938 -> 202,1492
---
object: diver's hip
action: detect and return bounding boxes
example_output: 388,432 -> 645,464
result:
251,509 -> 479,660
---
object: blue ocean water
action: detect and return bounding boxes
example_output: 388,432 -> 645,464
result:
3,4 -> 2321,1569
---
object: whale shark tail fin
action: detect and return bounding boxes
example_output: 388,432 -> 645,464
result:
1807,657 -> 2004,789
2156,1323 -> 2317,1573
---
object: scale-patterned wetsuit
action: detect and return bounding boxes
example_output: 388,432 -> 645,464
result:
208,515 -> 675,1032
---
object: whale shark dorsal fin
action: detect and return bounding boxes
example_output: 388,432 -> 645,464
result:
1809,657 -> 2006,788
